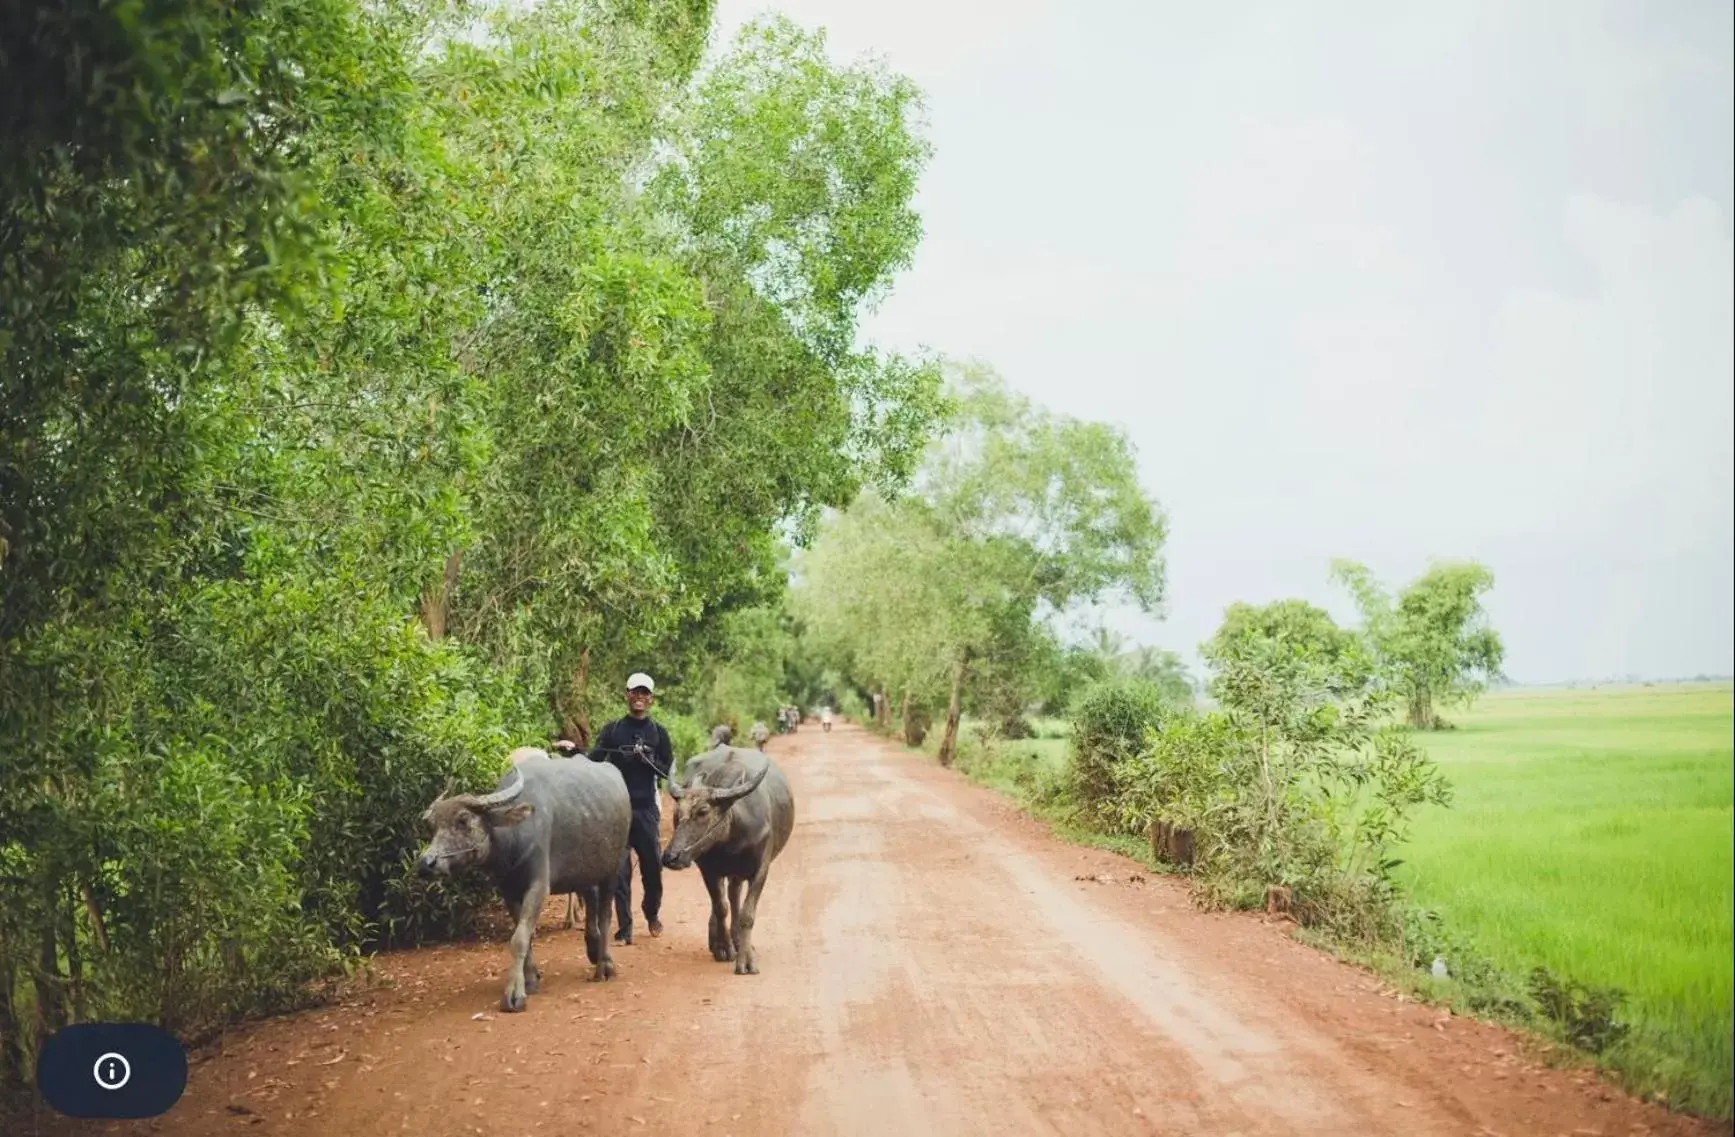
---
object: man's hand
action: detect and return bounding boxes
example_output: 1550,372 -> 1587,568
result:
632,738 -> 672,780
552,739 -> 580,756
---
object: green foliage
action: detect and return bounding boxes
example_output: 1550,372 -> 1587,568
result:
949,729 -> 1071,805
0,573 -> 525,1054
660,713 -> 711,775
1113,633 -> 1453,943
1529,967 -> 1632,1055
1202,599 -> 1372,694
1115,646 -> 1197,706
0,0 -> 941,1089
1067,678 -> 1174,830
794,364 -> 1168,758
1040,628 -> 1194,715
1333,560 -> 1505,729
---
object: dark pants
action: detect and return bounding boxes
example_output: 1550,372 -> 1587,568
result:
614,804 -> 662,932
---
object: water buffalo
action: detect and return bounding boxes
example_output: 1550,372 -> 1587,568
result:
661,747 -> 794,975
534,742 -> 585,929
417,750 -> 630,1010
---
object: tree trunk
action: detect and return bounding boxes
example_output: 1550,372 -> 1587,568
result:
0,961 -> 22,1089
900,689 -> 917,746
874,688 -> 890,730
1407,687 -> 1432,729
33,918 -> 62,1042
559,648 -> 592,746
80,882 -> 109,955
62,889 -> 83,1023
418,550 -> 462,640
936,652 -> 969,768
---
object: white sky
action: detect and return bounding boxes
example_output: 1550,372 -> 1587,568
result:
715,0 -> 1735,683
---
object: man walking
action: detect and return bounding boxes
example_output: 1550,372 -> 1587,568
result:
587,672 -> 673,945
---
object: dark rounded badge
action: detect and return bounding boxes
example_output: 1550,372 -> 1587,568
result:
36,1022 -> 188,1119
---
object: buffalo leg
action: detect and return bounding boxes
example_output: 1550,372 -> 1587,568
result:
524,897 -> 544,995
503,879 -> 547,1012
565,893 -> 579,931
524,939 -> 541,996
727,878 -> 745,955
581,888 -> 600,965
734,866 -> 770,976
587,883 -> 617,981
701,864 -> 731,962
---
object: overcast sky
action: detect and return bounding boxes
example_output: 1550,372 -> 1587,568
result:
716,0 -> 1734,683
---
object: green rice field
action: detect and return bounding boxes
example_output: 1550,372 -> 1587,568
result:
1399,683 -> 1733,1115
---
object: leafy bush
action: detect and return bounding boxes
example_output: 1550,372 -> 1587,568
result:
0,573 -> 526,1071
1529,966 -> 1632,1054
662,713 -> 711,772
1068,678 -> 1173,830
1106,634 -> 1452,942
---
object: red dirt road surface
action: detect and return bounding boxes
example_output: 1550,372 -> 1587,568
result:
36,725 -> 1726,1137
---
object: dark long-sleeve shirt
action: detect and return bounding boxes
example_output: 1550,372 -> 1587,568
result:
589,716 -> 673,808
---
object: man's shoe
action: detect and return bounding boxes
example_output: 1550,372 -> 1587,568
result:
647,919 -> 663,938
614,927 -> 633,945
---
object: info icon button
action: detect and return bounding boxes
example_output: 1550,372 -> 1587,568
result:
37,1023 -> 187,1119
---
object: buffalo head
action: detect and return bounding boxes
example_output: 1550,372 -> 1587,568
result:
416,769 -> 533,876
660,760 -> 769,870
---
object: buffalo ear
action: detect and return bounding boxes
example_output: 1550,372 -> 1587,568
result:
489,802 -> 534,827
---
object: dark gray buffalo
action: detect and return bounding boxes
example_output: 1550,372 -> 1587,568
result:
417,749 -> 630,1010
661,747 -> 794,975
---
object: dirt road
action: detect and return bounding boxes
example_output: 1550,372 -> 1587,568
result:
57,725 -> 1721,1136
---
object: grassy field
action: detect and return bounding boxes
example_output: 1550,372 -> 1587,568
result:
1399,683 -> 1733,1115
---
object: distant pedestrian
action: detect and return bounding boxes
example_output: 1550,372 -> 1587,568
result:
750,720 -> 770,749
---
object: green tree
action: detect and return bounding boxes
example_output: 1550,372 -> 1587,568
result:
1331,560 -> 1506,729
1202,599 -> 1372,701
795,492 -> 963,742
796,364 -> 1167,763
1041,627 -> 1194,713
1118,646 -> 1197,705
1114,636 -> 1452,937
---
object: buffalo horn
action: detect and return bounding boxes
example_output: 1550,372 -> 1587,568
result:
470,767 -> 525,809
422,776 -> 459,821
710,760 -> 769,805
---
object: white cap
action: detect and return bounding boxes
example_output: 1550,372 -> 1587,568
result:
625,672 -> 655,693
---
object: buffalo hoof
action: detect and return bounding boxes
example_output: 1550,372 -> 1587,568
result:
524,968 -> 541,995
733,955 -> 758,976
711,946 -> 733,962
501,988 -> 528,1013
589,959 -> 617,982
